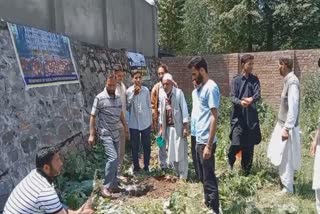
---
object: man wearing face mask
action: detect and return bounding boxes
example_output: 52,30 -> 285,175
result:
228,54 -> 261,175
267,57 -> 301,194
158,73 -> 189,179
88,74 -> 128,198
188,56 -> 220,214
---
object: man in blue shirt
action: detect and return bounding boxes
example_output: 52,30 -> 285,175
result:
188,56 -> 220,214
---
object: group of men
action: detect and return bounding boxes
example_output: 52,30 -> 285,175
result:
85,56 -> 221,212
3,54 -> 320,213
230,54 -> 319,213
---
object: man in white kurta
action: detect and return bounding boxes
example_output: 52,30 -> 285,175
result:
311,126 -> 320,213
267,57 -> 301,194
159,73 -> 189,179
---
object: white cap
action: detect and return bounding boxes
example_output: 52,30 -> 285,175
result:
162,73 -> 173,82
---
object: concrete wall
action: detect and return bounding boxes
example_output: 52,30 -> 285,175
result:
0,0 -> 158,57
106,0 -> 135,50
0,0 -> 51,30
61,0 -> 105,46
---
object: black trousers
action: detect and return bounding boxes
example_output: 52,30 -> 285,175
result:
228,144 -> 254,173
130,126 -> 151,171
191,136 -> 199,180
196,143 -> 219,213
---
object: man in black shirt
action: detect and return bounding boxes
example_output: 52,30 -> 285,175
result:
228,54 -> 261,174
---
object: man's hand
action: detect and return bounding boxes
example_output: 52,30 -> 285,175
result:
158,126 -> 163,137
243,97 -> 253,105
76,198 -> 94,214
183,127 -> 189,138
88,134 -> 95,145
240,100 -> 249,108
203,144 -> 212,160
310,139 -> 317,156
124,125 -> 129,140
281,128 -> 289,142
134,85 -> 141,95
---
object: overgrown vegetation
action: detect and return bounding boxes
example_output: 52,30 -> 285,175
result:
158,0 -> 320,55
56,73 -> 320,213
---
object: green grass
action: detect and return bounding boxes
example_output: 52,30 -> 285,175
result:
56,73 -> 320,213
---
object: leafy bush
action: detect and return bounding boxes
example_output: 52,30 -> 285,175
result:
300,73 -> 320,143
55,143 -> 105,209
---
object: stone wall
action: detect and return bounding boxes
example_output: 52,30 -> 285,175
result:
162,50 -> 320,109
0,23 -> 159,211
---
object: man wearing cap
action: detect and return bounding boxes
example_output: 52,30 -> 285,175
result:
228,54 -> 261,174
267,57 -> 301,194
158,73 -> 189,179
151,64 -> 176,170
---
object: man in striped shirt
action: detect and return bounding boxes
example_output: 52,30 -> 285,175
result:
3,146 -> 93,214
88,74 -> 128,198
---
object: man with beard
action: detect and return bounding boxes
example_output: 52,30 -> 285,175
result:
158,73 -> 189,179
188,56 -> 220,214
151,64 -> 170,169
88,74 -> 128,197
3,146 -> 93,214
267,57 -> 301,194
228,54 -> 261,174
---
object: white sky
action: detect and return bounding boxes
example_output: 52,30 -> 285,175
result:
145,0 -> 155,5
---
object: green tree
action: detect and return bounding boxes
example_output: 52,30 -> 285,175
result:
207,0 -> 263,53
158,0 -> 185,54
159,0 -> 320,55
271,0 -> 320,50
180,0 -> 215,55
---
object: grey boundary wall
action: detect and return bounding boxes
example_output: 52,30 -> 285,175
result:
0,0 -> 158,57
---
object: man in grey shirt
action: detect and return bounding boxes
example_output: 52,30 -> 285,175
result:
88,74 -> 128,198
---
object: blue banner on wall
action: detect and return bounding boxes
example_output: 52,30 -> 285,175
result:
7,23 -> 79,89
127,52 -> 150,80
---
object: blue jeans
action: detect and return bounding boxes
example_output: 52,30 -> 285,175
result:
130,126 -> 151,170
100,135 -> 119,188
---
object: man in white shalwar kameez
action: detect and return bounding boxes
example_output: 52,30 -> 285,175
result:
311,122 -> 320,213
267,57 -> 301,194
159,73 -> 189,179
